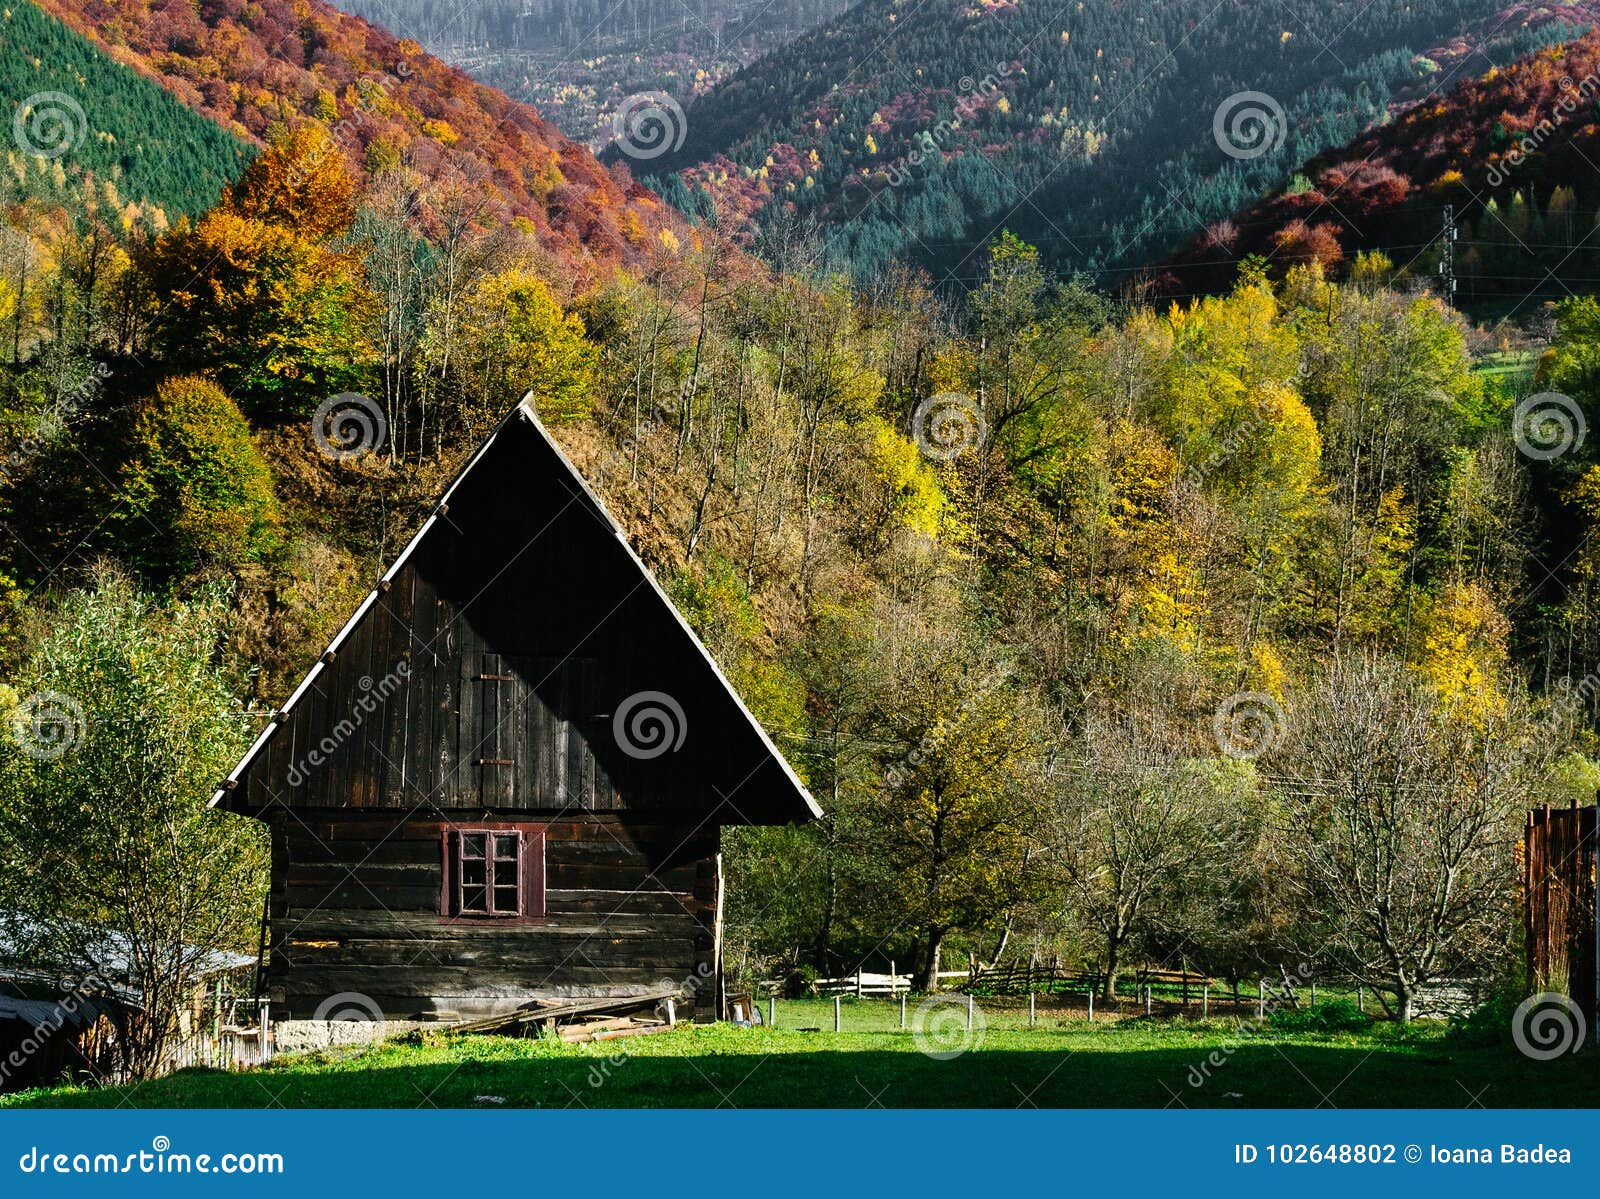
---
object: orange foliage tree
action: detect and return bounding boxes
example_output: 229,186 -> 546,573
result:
142,128 -> 374,416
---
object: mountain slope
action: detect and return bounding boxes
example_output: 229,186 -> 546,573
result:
29,0 -> 689,284
640,0 -> 1592,286
1159,26 -> 1600,308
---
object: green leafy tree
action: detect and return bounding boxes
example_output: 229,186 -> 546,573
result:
111,375 -> 282,582
0,569 -> 267,1077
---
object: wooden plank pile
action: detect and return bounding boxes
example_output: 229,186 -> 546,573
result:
446,985 -> 683,1041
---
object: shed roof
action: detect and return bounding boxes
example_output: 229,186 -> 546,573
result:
212,397 -> 821,823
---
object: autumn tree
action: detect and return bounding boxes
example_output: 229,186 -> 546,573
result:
441,267 -> 599,431
223,126 -> 358,241
142,129 -> 373,416
860,601 -> 1045,989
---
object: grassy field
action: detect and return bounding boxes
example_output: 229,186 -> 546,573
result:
4,996 -> 1594,1109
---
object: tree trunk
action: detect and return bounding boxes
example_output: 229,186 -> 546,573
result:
919,928 -> 945,992
1102,935 -> 1121,1002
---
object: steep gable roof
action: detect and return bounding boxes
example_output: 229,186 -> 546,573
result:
212,397 -> 821,825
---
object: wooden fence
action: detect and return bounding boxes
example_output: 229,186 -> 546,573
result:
147,999 -> 271,1080
1524,801 -> 1597,1025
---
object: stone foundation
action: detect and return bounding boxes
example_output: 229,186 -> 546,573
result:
271,1019 -> 425,1055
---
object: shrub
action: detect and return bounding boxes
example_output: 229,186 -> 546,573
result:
1271,999 -> 1374,1033
111,375 -> 282,581
1448,986 -> 1525,1048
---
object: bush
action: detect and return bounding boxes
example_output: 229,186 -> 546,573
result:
1271,999 -> 1374,1033
1448,986 -> 1525,1048
111,375 -> 282,581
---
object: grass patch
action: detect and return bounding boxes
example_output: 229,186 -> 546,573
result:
4,996 -> 1593,1109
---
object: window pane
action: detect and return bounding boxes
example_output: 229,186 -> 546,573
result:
493,834 -> 519,861
461,885 -> 488,913
461,833 -> 486,859
462,858 -> 486,887
493,886 -> 520,915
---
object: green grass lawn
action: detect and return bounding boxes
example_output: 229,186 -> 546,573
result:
4,996 -> 1592,1109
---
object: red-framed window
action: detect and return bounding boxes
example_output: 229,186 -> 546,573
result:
440,824 -> 545,920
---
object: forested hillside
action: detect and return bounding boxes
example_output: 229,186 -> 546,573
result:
0,1 -> 248,219
1161,29 -> 1600,309
26,0 -> 690,285
642,0 -> 1591,285
334,0 -> 852,146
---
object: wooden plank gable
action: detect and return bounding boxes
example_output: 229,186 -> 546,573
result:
214,398 -> 820,826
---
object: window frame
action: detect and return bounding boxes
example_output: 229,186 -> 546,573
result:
440,822 -> 546,923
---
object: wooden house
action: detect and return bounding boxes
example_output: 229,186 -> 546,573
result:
211,399 -> 820,1025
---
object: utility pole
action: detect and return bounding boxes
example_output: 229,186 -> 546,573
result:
1438,205 -> 1458,308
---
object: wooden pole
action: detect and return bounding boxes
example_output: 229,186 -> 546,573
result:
1202,985 -> 1209,1019
259,999 -> 270,1065
1357,985 -> 1363,1012
1310,981 -> 1317,1007
833,995 -> 841,1033
1258,979 -> 1266,1019
1029,993 -> 1036,1027
1087,990 -> 1094,1022
855,968 -> 862,998
1145,986 -> 1152,1016
899,993 -> 906,1030
768,996 -> 775,1028
966,993 -> 974,1031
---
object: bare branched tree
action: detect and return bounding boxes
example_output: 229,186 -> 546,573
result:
1274,654 -> 1548,1020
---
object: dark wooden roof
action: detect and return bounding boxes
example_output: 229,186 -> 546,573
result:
212,398 -> 821,825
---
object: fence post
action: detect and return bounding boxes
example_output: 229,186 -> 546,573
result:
769,996 -> 775,1028
899,993 -> 907,1030
1145,986 -> 1152,1016
856,968 -> 862,998
1357,985 -> 1363,1012
1258,979 -> 1266,1019
1202,984 -> 1209,1019
1029,993 -> 1036,1027
1087,991 -> 1094,1023
966,993 -> 974,1031
259,999 -> 270,1065
1310,981 -> 1317,1007
833,995 -> 841,1033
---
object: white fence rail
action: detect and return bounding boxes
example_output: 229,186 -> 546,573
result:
813,971 -> 913,996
